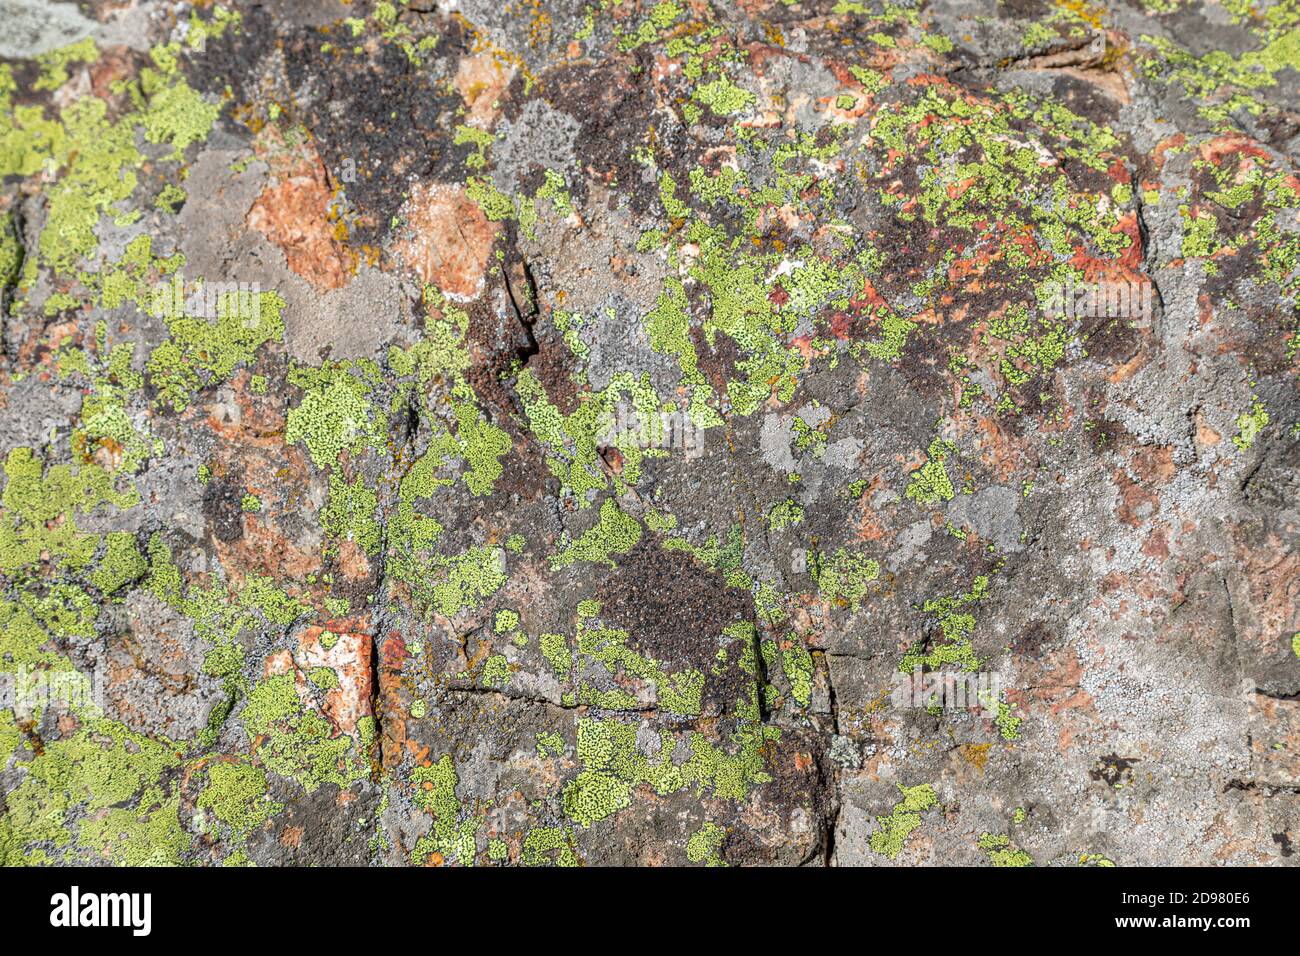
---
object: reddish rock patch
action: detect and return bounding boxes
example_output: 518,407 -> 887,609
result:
248,146 -> 352,290
395,183 -> 498,301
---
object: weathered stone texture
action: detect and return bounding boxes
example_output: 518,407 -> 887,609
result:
0,0 -> 1296,867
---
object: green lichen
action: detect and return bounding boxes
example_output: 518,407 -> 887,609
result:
905,439 -> 956,505
284,362 -> 382,469
899,576 -> 990,674
410,755 -> 480,865
480,654 -> 511,689
1180,206 -> 1220,259
399,545 -> 508,620
417,387 -> 514,497
978,831 -> 1033,867
0,447 -> 137,577
1233,397 -> 1269,450
540,632 -> 573,677
869,782 -> 938,860
536,731 -> 565,758
996,701 -> 1022,741
686,822 -> 727,866
1138,26 -> 1300,127
562,695 -> 778,830
693,77 -> 754,116
551,498 -> 642,569
0,718 -> 185,865
812,547 -> 880,610
240,674 -> 362,793
197,761 -> 283,835
767,498 -> 805,531
574,622 -> 706,716
1,34 -> 223,281
521,826 -> 578,867
137,48 -> 221,159
781,640 -> 815,708
91,532 -> 147,595
321,474 -> 382,556
308,667 -> 338,691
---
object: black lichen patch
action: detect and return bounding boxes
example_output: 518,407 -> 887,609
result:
183,5 -> 280,116
723,727 -> 836,866
1010,619 -> 1055,660
544,59 -> 662,214
598,538 -> 754,672
202,473 -> 248,544
279,18 -> 474,244
1090,752 -> 1139,787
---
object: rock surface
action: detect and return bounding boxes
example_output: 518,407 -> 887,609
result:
0,0 -> 1297,866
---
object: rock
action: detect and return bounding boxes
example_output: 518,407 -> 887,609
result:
0,0 -> 1296,868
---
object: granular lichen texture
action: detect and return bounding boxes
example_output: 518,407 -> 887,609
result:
0,0 -> 1297,868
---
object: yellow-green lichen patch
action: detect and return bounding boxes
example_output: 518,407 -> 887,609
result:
239,673 -> 363,793
551,498 -> 642,569
520,825 -> 578,867
766,498 -> 805,531
692,77 -> 754,117
868,782 -> 938,860
978,831 -> 1033,867
0,718 -> 186,865
905,438 -> 956,505
812,547 -> 881,610
91,532 -> 147,595
413,384 -> 514,497
686,821 -> 727,866
536,730 -> 565,759
422,545 -> 508,619
562,693 -> 779,829
308,667 -> 338,691
0,447 -> 138,577
480,653 -> 511,688
149,290 -> 287,412
1137,22 -> 1300,128
1233,396 -> 1269,450
573,621 -> 706,717
995,701 -> 1022,741
197,760 -> 284,836
409,755 -> 480,865
540,632 -> 573,678
2,29 -> 224,281
63,322 -> 161,477
899,576 -> 991,674
781,638 -> 815,708
321,473 -> 382,556
283,361 -> 383,469
136,45 -> 221,159
1079,852 -> 1117,867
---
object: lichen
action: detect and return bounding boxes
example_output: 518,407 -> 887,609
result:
869,783 -> 938,860
978,831 -> 1033,867
905,439 -> 956,505
197,761 -> 283,836
686,822 -> 727,866
551,498 -> 642,569
1233,396 -> 1269,450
